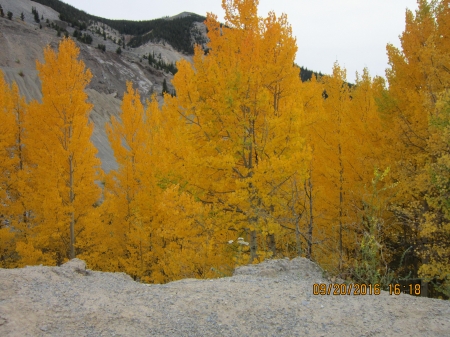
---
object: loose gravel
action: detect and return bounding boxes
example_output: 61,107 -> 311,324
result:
1,257 -> 449,336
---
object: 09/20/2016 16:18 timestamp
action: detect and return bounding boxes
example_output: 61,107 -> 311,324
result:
313,283 -> 423,296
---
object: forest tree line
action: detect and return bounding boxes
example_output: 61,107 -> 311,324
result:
0,0 -> 449,297
31,0 -> 206,54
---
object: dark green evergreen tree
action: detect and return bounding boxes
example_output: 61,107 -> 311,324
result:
33,8 -> 40,23
7,11 -> 12,20
116,46 -> 122,54
79,33 -> 93,44
20,12 -> 24,21
0,5 -> 4,18
162,78 -> 169,95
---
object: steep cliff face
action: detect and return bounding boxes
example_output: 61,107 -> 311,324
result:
0,0 -> 205,173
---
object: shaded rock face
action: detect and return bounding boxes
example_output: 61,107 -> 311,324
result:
0,0 -> 204,173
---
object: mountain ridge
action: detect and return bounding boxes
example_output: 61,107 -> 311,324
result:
31,0 -> 207,53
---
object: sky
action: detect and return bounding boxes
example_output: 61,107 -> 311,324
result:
61,0 -> 420,83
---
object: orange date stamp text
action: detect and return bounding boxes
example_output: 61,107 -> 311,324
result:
313,283 -> 381,295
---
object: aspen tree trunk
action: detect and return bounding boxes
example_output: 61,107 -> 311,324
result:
295,219 -> 302,256
291,179 -> 302,257
17,102 -> 29,225
249,229 -> 257,263
140,240 -> 143,273
18,114 -> 28,225
248,120 -> 258,263
69,155 -> 75,259
307,176 -> 313,260
268,233 -> 276,257
338,143 -> 343,270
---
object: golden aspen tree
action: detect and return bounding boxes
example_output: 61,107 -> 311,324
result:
102,82 -> 217,282
100,81 -> 154,276
384,0 -> 450,284
420,90 -> 450,296
319,64 -> 354,270
0,72 -> 17,267
166,0 -> 309,265
25,38 -> 102,264
149,185 -> 232,283
295,73 -> 343,266
300,64 -> 392,276
0,72 -> 36,267
347,71 -> 397,284
270,72 -> 327,262
151,94 -> 232,282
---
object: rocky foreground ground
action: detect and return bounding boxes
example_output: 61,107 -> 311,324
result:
0,257 -> 449,337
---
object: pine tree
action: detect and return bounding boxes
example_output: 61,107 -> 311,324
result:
20,12 -> 24,21
7,11 -> 12,20
33,8 -> 40,23
97,44 -> 106,52
162,78 -> 168,95
0,5 -> 4,18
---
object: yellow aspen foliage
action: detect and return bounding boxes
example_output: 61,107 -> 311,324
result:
0,72 -> 14,185
317,64 -> 354,270
99,81 -> 153,275
298,64 -> 391,275
385,0 -> 448,183
3,0 -> 448,294
0,72 -> 17,267
101,81 -> 218,282
150,185 -> 232,283
165,0 -> 309,265
0,71 -> 34,267
24,38 -> 102,265
383,0 -> 450,289
294,73 -> 327,261
419,90 -> 450,296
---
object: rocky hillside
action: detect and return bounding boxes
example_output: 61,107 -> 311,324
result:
0,0 -> 207,173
